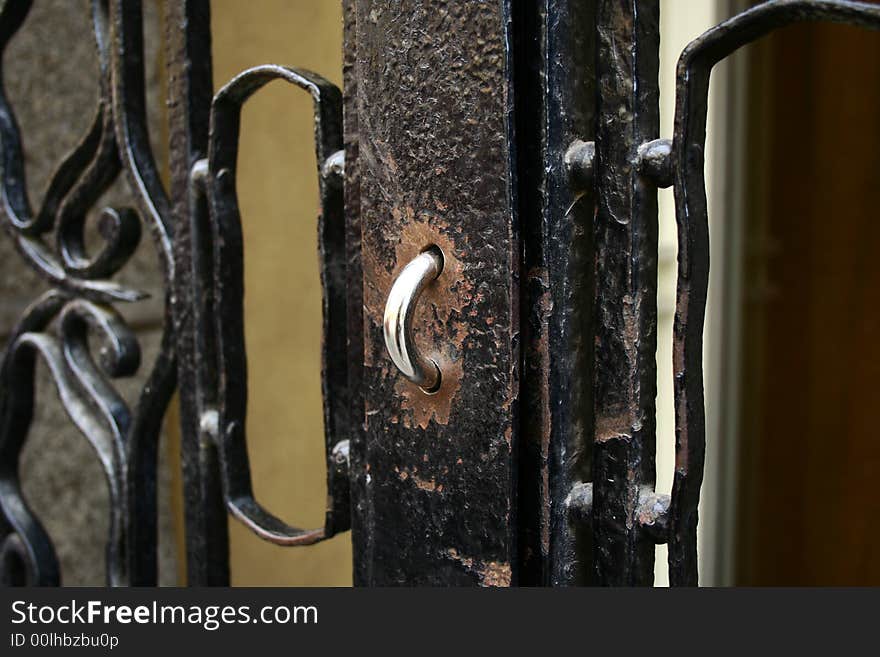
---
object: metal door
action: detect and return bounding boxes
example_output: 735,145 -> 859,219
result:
1,0 -> 878,587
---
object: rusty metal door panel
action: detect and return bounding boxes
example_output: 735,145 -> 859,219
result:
353,0 -> 519,586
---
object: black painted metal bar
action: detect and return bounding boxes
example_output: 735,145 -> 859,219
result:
203,64 -> 348,545
667,0 -> 880,587
515,0 -> 597,586
165,0 -> 226,586
342,0 -> 370,587
591,0 -> 661,587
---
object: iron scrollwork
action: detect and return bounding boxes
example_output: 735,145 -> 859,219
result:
0,0 -> 349,586
0,0 -> 175,586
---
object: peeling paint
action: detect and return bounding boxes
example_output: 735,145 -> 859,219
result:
445,548 -> 512,587
594,410 -> 635,442
395,465 -> 442,493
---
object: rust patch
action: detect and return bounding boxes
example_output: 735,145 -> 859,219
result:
364,216 -> 471,428
395,465 -> 443,493
396,358 -> 464,429
414,477 -> 440,493
594,409 -> 635,442
445,548 -> 512,587
675,392 -> 689,475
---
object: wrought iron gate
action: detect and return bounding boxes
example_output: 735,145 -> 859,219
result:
1,0 -> 878,587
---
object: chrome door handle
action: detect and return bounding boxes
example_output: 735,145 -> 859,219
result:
383,247 -> 444,392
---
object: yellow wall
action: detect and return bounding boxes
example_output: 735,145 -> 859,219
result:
209,0 -> 351,586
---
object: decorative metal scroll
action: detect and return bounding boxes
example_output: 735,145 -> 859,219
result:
0,0 -> 349,586
0,0 -> 175,586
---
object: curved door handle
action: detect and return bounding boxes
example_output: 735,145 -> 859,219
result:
383,248 -> 443,392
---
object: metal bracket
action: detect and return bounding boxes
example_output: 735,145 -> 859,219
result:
187,65 -> 350,545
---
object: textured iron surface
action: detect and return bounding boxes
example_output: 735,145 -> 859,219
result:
164,0 -> 232,586
354,0 -> 519,585
590,0 -> 661,586
342,0 -> 369,587
578,0 -> 880,587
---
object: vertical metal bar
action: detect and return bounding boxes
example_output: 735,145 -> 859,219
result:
355,0 -> 519,585
592,0 -> 661,586
165,0 -> 227,585
342,0 -> 369,586
516,0 -> 597,586
543,0 -> 598,587
106,0 -> 179,587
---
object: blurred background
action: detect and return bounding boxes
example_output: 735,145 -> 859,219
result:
658,0 -> 880,586
4,0 -> 878,586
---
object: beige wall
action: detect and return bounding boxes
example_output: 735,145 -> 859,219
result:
208,0 -> 351,586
